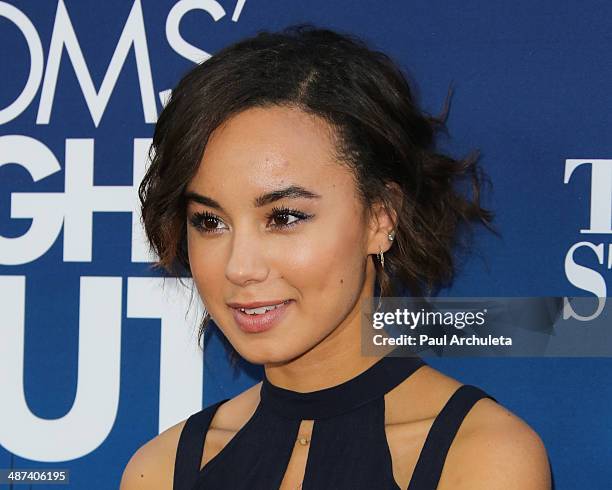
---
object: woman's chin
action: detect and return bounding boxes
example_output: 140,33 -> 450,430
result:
232,342 -> 305,366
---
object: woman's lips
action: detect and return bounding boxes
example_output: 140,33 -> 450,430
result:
230,300 -> 293,333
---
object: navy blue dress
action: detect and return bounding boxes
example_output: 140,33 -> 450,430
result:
173,353 -> 496,489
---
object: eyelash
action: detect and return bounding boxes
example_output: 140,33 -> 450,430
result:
188,206 -> 313,234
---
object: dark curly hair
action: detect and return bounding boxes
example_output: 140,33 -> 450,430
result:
139,24 -> 496,355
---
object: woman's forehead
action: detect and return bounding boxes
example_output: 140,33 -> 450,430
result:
190,106 -> 355,195
202,107 -> 335,163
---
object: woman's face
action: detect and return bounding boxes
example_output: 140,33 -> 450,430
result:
185,105 -> 391,365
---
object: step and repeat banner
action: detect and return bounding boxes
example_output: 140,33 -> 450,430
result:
1,1 -> 611,488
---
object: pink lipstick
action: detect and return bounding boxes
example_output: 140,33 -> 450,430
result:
230,300 -> 293,333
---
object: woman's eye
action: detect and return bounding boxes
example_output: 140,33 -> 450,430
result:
188,207 -> 312,234
270,212 -> 300,228
266,206 -> 313,230
189,212 -> 226,234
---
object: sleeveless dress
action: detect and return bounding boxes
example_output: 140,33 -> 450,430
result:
173,353 -> 497,489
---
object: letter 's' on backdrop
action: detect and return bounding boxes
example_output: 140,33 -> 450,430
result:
0,1 -> 610,488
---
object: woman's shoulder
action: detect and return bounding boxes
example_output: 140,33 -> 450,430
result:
119,416 -> 188,490
440,387 -> 551,490
387,364 -> 551,489
119,382 -> 262,490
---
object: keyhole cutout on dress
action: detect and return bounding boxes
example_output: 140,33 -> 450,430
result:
278,419 -> 315,490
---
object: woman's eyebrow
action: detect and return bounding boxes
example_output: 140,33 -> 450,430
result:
184,185 -> 322,213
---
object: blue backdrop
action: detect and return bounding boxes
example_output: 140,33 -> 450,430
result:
1,1 -> 611,488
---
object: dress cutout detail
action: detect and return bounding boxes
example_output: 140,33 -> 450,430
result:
173,353 -> 496,490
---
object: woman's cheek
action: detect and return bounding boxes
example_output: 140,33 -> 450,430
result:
188,245 -> 223,311
296,230 -> 361,301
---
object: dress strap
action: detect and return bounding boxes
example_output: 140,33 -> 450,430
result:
407,384 -> 497,490
173,398 -> 229,490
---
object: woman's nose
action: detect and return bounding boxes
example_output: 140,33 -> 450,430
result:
224,228 -> 270,286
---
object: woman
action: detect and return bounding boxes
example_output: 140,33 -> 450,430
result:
120,25 -> 551,490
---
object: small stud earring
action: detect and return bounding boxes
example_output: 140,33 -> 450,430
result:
388,230 -> 395,241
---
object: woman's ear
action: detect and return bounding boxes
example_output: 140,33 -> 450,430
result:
385,181 -> 404,223
366,182 -> 402,255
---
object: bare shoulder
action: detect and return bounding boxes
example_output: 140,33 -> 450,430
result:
387,364 -> 551,490
442,396 -> 552,490
119,417 -> 187,490
206,381 -> 262,432
119,381 -> 262,490
409,366 -> 553,490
